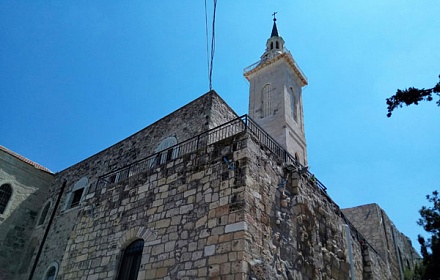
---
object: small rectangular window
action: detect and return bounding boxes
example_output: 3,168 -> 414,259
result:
70,188 -> 84,208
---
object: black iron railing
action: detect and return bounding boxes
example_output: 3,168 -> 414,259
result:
95,116 -> 247,190
93,114 -> 381,257
95,114 -> 327,192
245,117 -> 327,191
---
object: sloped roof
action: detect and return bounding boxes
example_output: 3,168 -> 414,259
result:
0,145 -> 52,174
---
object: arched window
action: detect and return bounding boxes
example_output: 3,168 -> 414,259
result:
290,92 -> 295,120
154,136 -> 178,166
42,262 -> 59,280
290,87 -> 298,122
37,201 -> 51,226
45,267 -> 56,280
0,183 -> 12,214
117,239 -> 144,280
276,41 -> 279,49
262,84 -> 272,117
270,42 -> 273,50
295,153 -> 300,163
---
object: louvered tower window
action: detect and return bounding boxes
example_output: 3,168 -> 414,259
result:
262,84 -> 272,117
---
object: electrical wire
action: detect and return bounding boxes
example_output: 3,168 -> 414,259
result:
204,0 -> 217,91
204,0 -> 210,89
209,0 -> 217,91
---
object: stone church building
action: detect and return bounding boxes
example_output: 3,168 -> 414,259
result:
0,19 -> 419,280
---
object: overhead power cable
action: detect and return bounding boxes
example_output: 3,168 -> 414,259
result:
204,0 -> 217,91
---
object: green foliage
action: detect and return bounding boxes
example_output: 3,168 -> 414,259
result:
404,265 -> 424,280
417,190 -> 440,279
386,75 -> 440,117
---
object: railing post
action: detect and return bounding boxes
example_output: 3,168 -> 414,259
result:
244,115 -> 248,132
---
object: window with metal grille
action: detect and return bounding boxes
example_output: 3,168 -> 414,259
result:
154,136 -> 178,166
117,239 -> 144,280
0,184 -> 12,214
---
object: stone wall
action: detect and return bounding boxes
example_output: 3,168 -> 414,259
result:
342,204 -> 420,279
15,91 -> 419,280
240,132 -> 400,279
0,148 -> 53,280
32,132 -> 249,280
27,90 -> 240,280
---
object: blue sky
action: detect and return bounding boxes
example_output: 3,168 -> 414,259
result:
1,1 -> 439,251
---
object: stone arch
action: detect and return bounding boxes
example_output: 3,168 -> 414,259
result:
114,227 -> 158,279
117,226 -> 158,250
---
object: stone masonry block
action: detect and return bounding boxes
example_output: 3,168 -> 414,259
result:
225,221 -> 248,233
204,245 -> 216,256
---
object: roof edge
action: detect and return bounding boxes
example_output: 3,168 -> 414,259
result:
0,145 -> 53,174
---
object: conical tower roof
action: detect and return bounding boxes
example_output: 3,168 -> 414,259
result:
271,19 -> 279,37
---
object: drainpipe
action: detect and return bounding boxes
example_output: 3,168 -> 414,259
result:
28,180 -> 67,280
345,224 -> 355,280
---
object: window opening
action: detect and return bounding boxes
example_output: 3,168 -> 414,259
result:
109,174 -> 117,184
45,266 -> 56,280
154,136 -> 178,165
290,92 -> 295,121
276,41 -> 279,49
0,183 -> 12,214
117,239 -> 144,280
70,189 -> 84,208
65,177 -> 88,210
166,148 -> 173,161
270,42 -> 273,50
38,201 -> 51,226
290,88 -> 298,122
262,84 -> 272,117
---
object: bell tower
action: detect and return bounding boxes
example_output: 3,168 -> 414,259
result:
244,15 -> 308,165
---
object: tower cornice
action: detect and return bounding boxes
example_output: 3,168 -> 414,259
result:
243,50 -> 308,87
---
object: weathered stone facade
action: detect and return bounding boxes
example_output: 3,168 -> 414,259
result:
0,91 -> 419,280
342,204 -> 420,279
0,146 -> 54,280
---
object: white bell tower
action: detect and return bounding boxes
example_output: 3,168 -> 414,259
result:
244,15 -> 308,165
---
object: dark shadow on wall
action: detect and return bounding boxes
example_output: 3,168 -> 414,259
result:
0,185 -> 50,280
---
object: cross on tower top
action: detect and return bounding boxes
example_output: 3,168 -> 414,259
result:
272,12 -> 277,21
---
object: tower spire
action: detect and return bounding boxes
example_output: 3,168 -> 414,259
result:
271,12 -> 279,37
